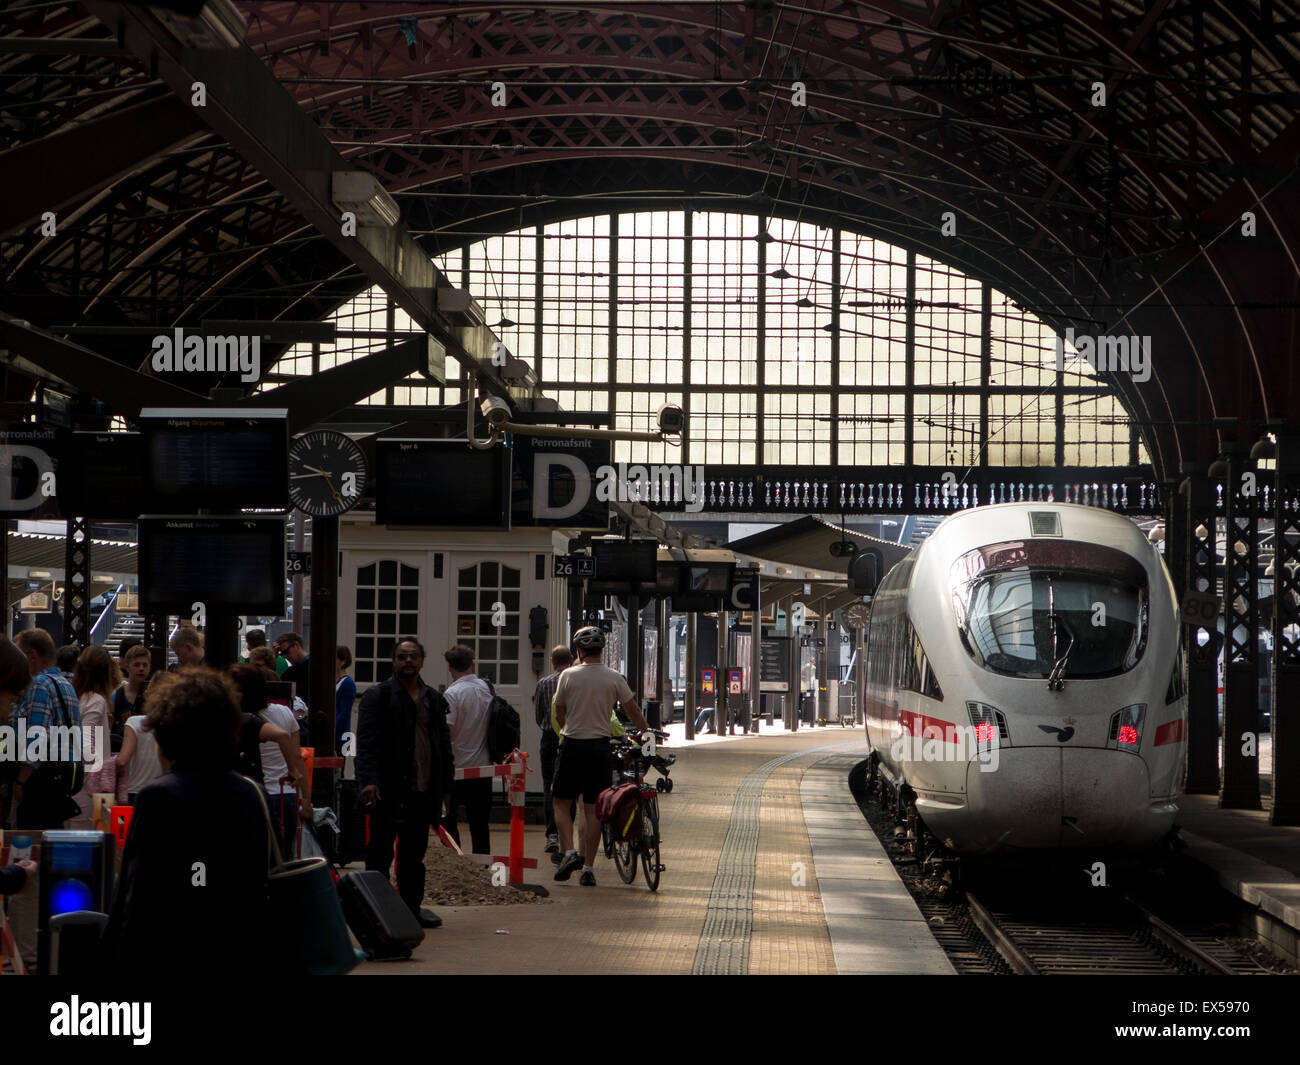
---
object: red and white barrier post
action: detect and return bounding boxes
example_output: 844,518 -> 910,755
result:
451,750 -> 536,885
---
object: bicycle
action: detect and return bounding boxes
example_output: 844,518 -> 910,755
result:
601,730 -> 667,891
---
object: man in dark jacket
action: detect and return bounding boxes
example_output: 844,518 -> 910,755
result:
356,637 -> 453,929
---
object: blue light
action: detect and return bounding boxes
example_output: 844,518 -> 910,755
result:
48,878 -> 94,916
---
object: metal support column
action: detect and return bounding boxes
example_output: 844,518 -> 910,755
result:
653,596 -> 668,730
714,608 -> 729,736
1271,432 -> 1300,823
627,594 -> 642,704
1182,473 -> 1220,793
1221,450 -> 1262,809
815,597 -> 830,724
685,612 -> 697,740
309,514 -> 340,757
789,602 -> 801,732
291,511 -> 306,635
62,517 -> 90,647
749,583 -> 762,733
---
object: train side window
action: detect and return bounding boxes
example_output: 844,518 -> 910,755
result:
1166,629 -> 1187,705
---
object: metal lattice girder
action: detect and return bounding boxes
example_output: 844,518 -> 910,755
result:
84,0 -> 539,411
1220,450 -> 1262,809
1182,472 -> 1220,794
61,516 -> 90,648
0,93 -> 204,238
1272,433 -> 1300,824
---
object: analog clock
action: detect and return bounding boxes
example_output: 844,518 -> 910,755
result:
288,430 -> 368,517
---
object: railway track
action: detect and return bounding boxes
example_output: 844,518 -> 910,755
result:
964,890 -> 1241,976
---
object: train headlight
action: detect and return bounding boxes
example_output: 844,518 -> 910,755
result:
1108,704 -> 1147,753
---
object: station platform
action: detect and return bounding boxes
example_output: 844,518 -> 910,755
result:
1173,768 -> 1300,965
357,728 -> 953,975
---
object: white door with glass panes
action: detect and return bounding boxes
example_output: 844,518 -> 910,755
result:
347,555 -> 426,687
453,557 -> 527,687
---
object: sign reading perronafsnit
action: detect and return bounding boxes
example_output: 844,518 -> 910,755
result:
0,427 -> 60,518
511,437 -> 611,528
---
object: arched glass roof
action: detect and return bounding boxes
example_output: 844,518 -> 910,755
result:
263,210 -> 1146,470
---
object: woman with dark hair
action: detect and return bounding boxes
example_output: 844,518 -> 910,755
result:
103,668 -> 276,975
71,645 -> 121,826
227,664 -> 310,856
335,645 -> 356,755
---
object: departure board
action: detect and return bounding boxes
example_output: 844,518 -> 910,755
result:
138,516 -> 285,614
56,432 -> 145,520
141,409 -> 288,511
375,439 -> 510,528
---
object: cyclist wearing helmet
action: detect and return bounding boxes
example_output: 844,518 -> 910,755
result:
552,626 -> 650,887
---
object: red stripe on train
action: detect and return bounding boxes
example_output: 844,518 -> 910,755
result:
898,708 -> 964,743
1153,718 -> 1186,746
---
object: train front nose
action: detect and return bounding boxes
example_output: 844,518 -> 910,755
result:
937,748 -> 1176,851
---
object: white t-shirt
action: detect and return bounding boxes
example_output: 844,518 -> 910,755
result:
554,662 -> 634,739
444,674 -> 493,769
259,701 -> 298,794
121,715 -> 163,796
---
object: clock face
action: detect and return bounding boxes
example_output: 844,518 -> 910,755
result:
288,431 -> 368,517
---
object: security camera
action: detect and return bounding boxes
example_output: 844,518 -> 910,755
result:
657,403 -> 685,435
480,395 -> 511,427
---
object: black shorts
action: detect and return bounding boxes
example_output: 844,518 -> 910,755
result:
551,737 -> 611,804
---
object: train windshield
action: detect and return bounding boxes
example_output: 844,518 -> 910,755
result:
952,542 -> 1149,679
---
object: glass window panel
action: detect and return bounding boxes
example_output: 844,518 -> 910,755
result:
377,588 -> 396,611
763,392 -> 832,466
839,393 -> 907,465
378,560 -> 396,585
913,393 -> 980,467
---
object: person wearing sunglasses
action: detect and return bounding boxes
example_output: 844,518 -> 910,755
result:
355,637 -> 454,930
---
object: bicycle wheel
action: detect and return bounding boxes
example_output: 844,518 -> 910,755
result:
639,795 -> 661,892
610,823 -> 637,884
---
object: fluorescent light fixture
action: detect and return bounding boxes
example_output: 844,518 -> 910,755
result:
28,570 -> 52,579
153,0 -> 248,49
93,575 -> 115,583
331,171 -> 400,227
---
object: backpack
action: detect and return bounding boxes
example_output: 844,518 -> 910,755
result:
236,713 -> 265,784
48,677 -> 85,798
484,681 -> 521,763
596,783 -> 642,840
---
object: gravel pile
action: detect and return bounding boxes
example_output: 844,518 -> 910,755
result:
420,838 -> 550,906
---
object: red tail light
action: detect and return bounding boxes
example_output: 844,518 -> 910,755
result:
1108,704 -> 1146,752
974,721 -> 997,743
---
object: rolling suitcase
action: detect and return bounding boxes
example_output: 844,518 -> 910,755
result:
337,870 -> 425,960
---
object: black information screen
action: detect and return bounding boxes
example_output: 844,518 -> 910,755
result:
375,439 -> 510,528
138,517 -> 285,615
57,433 -> 145,520
589,540 -> 659,598
759,637 -> 791,692
145,415 -> 288,511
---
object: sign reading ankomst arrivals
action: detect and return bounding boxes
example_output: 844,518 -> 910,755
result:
150,329 -> 261,383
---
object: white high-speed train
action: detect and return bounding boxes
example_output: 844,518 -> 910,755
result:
863,503 -> 1186,854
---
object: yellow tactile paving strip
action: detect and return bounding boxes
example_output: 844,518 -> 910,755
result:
356,730 -> 854,975
748,760 -> 837,975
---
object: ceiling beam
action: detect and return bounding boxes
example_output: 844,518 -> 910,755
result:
0,94 -> 205,238
84,1 -> 542,412
0,314 -> 209,419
